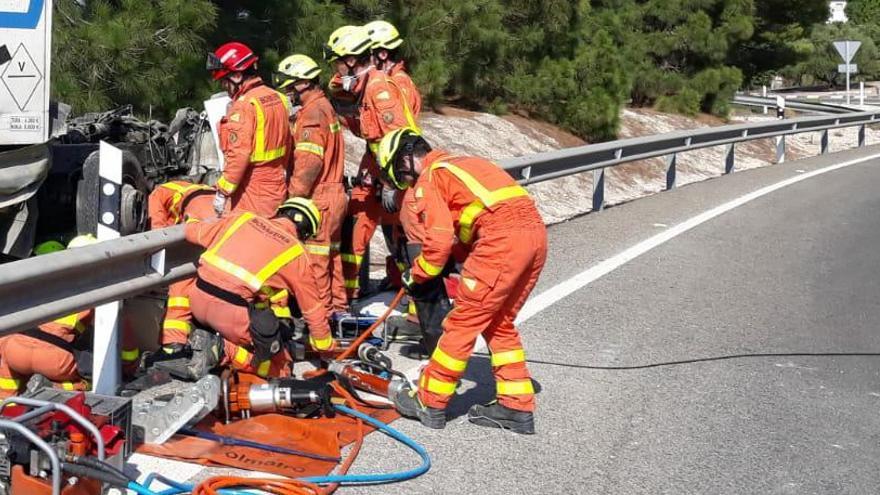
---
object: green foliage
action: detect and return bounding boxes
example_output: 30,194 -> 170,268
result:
52,0 -> 218,117
847,0 -> 880,26
50,0 -> 838,140
782,23 -> 880,86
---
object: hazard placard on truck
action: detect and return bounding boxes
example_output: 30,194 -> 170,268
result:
0,0 -> 51,145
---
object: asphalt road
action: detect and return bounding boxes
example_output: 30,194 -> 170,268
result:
339,144 -> 880,495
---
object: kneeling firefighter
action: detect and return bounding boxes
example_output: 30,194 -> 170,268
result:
185,198 -> 338,379
0,235 -> 141,398
378,128 -> 547,434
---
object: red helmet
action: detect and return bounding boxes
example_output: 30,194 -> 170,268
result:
206,42 -> 258,81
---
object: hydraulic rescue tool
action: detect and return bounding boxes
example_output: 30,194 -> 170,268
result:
0,392 -> 131,495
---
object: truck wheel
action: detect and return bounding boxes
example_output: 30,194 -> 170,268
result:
76,150 -> 148,236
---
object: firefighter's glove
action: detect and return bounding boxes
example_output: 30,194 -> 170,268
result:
213,192 -> 227,216
308,334 -> 338,354
381,186 -> 399,213
248,306 -> 281,363
401,268 -> 418,294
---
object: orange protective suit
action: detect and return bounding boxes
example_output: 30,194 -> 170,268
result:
185,213 -> 334,378
339,68 -> 419,297
289,87 -> 348,313
389,62 -> 421,118
399,150 -> 546,413
0,310 -> 140,398
148,181 -> 217,346
216,78 -> 292,217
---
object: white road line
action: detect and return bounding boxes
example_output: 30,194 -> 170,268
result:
515,152 -> 880,325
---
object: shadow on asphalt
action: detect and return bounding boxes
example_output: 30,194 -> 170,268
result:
446,355 -> 544,420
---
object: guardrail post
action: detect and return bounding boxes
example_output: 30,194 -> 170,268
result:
762,85 -> 768,114
93,141 -> 122,395
665,153 -> 677,190
775,136 -> 785,164
724,143 -> 735,174
820,130 -> 829,155
592,168 -> 605,212
858,124 -> 866,147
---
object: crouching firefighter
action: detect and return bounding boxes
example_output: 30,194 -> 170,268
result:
377,128 -> 547,434
184,198 -> 338,379
0,236 -> 141,398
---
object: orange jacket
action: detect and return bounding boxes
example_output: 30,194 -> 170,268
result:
389,63 -> 421,119
289,88 -> 345,197
358,68 -> 417,145
399,150 -> 535,283
185,213 -> 332,341
148,181 -> 216,229
216,79 -> 292,198
37,309 -> 93,342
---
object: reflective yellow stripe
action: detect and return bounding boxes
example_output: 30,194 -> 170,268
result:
217,176 -> 237,195
167,297 -> 190,309
329,122 -> 341,133
416,255 -> 443,278
163,319 -> 192,333
233,346 -> 250,365
496,379 -> 535,396
254,244 -> 304,285
121,348 -> 140,362
54,313 -> 86,333
310,335 -> 333,351
295,142 -> 325,158
407,300 -> 416,315
491,349 -> 526,367
202,214 -> 304,291
163,183 -> 213,222
306,243 -> 331,256
249,95 -> 287,163
256,360 -> 271,377
430,162 -> 529,242
340,253 -> 363,265
267,288 -> 288,303
423,377 -> 456,396
272,306 -> 292,319
344,279 -> 359,289
61,382 -> 75,391
431,347 -> 467,373
368,142 -> 380,156
0,378 -> 20,390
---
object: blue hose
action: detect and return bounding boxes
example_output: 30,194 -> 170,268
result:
142,403 -> 430,492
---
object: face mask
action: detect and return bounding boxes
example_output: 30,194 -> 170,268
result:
341,74 -> 358,92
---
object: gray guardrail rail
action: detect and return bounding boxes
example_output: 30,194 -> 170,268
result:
731,95 -> 858,115
2,109 -> 879,333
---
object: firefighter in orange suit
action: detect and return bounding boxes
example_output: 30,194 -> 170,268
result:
147,180 -> 216,352
378,129 -> 546,435
365,20 -> 422,118
275,55 -> 349,315
185,198 -> 337,378
324,25 -> 419,298
0,236 -> 141,398
207,41 -> 292,217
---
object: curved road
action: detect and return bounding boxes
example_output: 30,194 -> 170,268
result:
344,144 -> 880,494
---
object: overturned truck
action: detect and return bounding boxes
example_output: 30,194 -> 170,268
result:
0,104 -> 219,262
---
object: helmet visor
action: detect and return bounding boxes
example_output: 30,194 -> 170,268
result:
205,52 -> 225,72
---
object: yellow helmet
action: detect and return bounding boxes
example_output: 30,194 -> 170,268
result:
275,54 -> 322,90
377,127 -> 428,190
67,234 -> 98,249
365,20 -> 403,50
323,25 -> 372,62
33,240 -> 66,256
277,197 -> 322,239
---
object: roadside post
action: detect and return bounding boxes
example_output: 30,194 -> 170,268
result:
834,40 -> 861,106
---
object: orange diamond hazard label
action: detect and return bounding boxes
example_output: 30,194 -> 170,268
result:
1,43 -> 42,111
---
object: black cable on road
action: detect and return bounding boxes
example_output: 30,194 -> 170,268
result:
474,352 -> 880,371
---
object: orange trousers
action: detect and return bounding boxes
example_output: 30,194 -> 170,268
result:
161,277 -> 195,346
0,335 -> 87,398
418,212 -> 547,412
229,165 -> 288,217
190,287 -> 291,378
305,183 -> 348,313
341,185 -> 401,299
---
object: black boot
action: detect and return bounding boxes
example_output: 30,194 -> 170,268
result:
153,329 -> 222,381
389,383 -> 446,429
467,401 -> 535,435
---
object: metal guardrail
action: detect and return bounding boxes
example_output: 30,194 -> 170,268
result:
732,95 -> 858,115
2,109 -> 880,334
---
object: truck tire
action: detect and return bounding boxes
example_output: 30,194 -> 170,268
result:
76,150 -> 149,236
